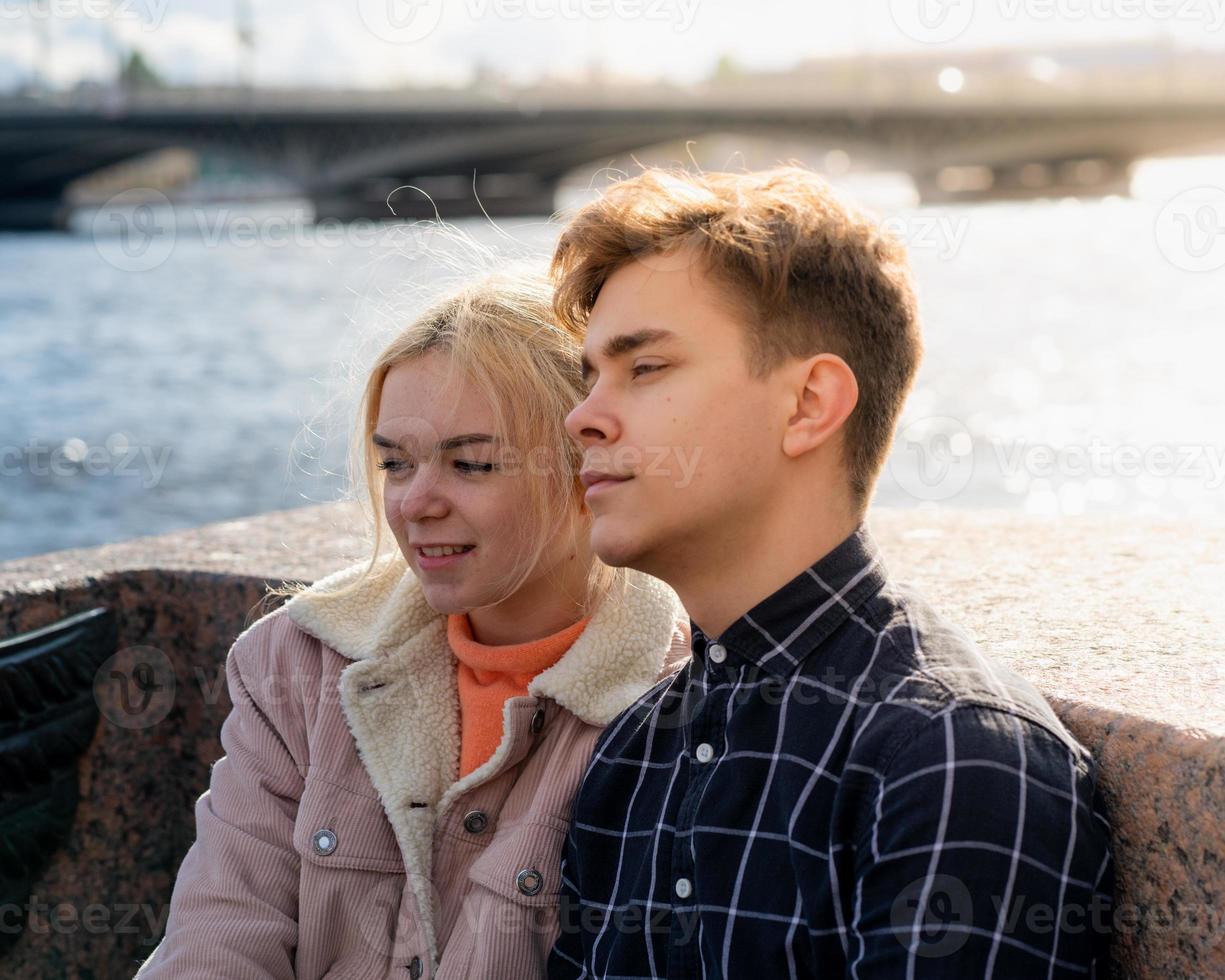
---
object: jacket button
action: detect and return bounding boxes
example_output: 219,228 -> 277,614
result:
311,828 -> 338,856
516,867 -> 544,896
407,955 -> 423,978
529,707 -> 546,733
462,809 -> 488,834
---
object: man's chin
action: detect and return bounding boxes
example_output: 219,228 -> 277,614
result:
591,520 -> 659,573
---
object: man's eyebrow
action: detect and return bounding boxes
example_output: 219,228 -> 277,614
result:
581,328 -> 677,380
371,432 -> 495,451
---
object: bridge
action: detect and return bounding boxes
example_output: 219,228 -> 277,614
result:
4,92 -> 1225,228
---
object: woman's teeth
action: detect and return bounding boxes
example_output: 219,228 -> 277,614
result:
420,545 -> 474,557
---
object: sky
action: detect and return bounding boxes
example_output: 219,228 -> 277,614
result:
3,0 -> 1225,91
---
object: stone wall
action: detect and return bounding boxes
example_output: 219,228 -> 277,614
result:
0,502 -> 1220,978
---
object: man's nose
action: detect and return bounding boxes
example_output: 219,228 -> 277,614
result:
565,388 -> 617,446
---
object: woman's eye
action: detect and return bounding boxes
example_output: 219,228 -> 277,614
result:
631,363 -> 666,379
376,459 -> 413,475
455,460 -> 495,474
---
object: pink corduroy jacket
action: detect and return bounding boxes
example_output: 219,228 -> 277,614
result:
132,553 -> 689,980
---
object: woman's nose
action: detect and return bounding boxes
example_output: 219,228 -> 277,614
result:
395,467 -> 450,522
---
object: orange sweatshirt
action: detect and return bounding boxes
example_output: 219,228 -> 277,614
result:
447,612 -> 592,778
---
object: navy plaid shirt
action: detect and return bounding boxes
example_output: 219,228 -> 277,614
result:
548,522 -> 1115,979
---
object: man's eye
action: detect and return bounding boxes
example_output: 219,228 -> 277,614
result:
455,460 -> 494,474
631,363 -> 666,379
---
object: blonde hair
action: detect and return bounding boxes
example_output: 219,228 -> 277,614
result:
261,265 -> 620,619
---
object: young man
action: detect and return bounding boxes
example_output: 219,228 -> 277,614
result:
546,168 -> 1114,978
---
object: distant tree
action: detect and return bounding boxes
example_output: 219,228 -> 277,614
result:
119,50 -> 163,90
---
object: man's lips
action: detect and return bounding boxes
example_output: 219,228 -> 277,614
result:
580,470 -> 633,490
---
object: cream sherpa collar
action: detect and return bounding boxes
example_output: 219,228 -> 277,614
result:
280,550 -> 688,727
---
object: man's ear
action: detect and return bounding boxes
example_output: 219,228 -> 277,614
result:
781,353 -> 859,459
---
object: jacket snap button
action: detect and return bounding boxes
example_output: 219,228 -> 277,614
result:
462,810 -> 488,834
407,954 -> 423,978
516,867 -> 544,896
311,828 -> 338,856
529,707 -> 546,733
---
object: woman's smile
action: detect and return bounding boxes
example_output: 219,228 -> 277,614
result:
415,544 -> 476,570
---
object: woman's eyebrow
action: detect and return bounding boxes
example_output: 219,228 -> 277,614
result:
371,433 -> 496,451
581,327 -> 677,381
437,434 -> 496,451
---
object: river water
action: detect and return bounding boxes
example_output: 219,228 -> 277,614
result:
2,168 -> 1223,561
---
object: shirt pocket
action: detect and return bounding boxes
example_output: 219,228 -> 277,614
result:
438,818 -> 569,979
465,816 -> 569,906
291,776 -> 413,979
292,774 -> 406,873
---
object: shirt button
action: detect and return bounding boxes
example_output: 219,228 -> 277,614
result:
516,867 -> 544,896
529,706 -> 546,733
694,742 -> 714,763
407,955 -> 423,978
707,643 -> 726,664
462,810 -> 488,834
311,828 -> 338,856
675,877 -> 692,899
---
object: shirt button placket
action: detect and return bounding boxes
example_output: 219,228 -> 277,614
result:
668,648 -> 727,966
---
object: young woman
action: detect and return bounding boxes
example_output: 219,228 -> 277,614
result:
133,268 -> 690,980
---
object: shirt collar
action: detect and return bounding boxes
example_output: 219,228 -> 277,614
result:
691,521 -> 888,677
